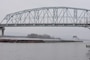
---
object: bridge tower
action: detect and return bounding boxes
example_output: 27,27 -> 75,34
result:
0,27 -> 5,36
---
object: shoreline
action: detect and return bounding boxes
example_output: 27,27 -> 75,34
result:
0,39 -> 83,43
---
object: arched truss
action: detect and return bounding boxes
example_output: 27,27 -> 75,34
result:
0,7 -> 90,27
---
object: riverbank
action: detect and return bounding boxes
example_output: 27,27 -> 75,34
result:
0,36 -> 83,43
0,39 -> 83,43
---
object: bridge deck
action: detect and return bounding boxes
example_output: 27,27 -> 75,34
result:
0,23 -> 90,27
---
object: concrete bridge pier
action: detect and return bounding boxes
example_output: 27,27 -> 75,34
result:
0,27 -> 5,36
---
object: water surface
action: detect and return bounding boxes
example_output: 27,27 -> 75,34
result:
0,42 -> 89,60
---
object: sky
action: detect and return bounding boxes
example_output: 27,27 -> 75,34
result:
0,0 -> 90,39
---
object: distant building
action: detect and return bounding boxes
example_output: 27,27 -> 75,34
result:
73,35 -> 79,40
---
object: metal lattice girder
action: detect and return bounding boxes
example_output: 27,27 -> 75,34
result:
0,7 -> 90,27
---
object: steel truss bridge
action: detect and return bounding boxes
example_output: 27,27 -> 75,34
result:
0,7 -> 90,27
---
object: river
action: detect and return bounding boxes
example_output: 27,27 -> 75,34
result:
0,42 -> 89,60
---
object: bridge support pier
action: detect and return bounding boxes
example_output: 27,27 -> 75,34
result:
0,27 -> 5,36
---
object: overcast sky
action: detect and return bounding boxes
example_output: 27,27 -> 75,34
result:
0,0 -> 90,39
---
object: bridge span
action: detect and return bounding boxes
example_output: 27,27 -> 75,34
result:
0,7 -> 90,36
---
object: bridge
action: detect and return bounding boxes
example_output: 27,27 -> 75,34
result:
0,7 -> 90,36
